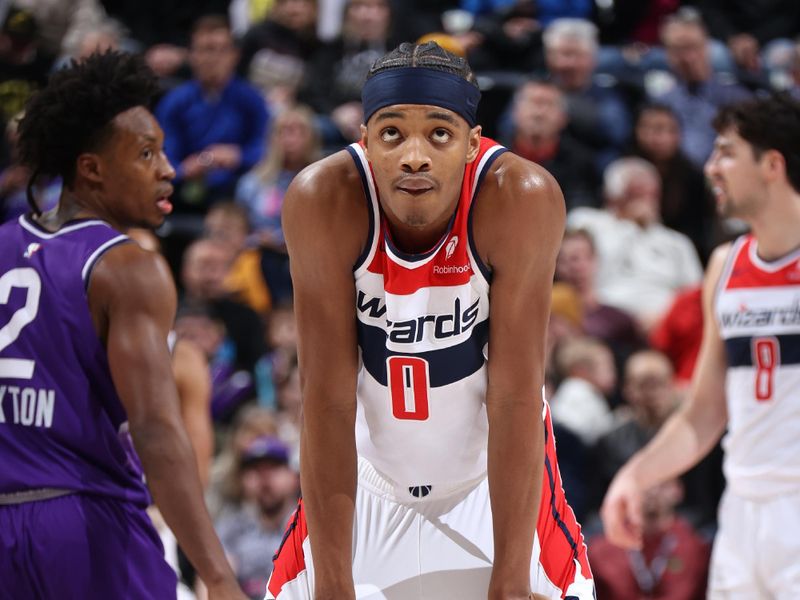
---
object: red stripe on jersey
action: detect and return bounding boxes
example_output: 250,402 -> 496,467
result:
268,499 -> 309,597
725,236 -> 800,289
365,137 -> 499,296
536,405 -> 592,594
366,226 -> 475,295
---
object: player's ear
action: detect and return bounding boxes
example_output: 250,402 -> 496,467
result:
466,125 -> 482,163
762,148 -> 785,182
76,153 -> 103,184
360,124 -> 369,160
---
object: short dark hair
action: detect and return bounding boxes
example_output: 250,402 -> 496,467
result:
365,41 -> 478,88
17,50 -> 159,213
636,102 -> 679,126
713,94 -> 800,193
191,14 -> 231,40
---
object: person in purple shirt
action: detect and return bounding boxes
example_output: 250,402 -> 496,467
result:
156,14 -> 270,212
0,51 -> 246,600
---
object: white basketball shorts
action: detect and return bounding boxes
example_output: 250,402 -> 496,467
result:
266,457 -> 594,600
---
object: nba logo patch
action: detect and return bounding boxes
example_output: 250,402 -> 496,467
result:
24,243 -> 41,258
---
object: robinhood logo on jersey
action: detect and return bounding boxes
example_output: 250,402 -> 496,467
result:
357,291 -> 480,343
720,299 -> 800,328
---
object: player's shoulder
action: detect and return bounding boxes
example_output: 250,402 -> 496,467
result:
702,241 -> 736,304
472,150 -> 566,268
282,148 -> 369,261
91,240 -> 174,298
285,149 -> 363,211
707,241 -> 735,278
475,150 -> 565,231
483,150 -> 561,202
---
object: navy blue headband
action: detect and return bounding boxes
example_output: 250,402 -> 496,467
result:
361,67 -> 481,127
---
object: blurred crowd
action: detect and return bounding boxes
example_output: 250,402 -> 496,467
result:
3,0 -> 799,597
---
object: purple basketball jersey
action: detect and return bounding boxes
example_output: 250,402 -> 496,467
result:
0,215 -> 150,506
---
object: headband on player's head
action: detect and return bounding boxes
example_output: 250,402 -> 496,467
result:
361,67 -> 481,127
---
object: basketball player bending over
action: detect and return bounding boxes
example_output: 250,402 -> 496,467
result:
602,95 -> 800,598
269,42 -> 594,600
0,52 -> 245,599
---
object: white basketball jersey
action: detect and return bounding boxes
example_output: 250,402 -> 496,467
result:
346,139 -> 506,488
715,235 -> 800,499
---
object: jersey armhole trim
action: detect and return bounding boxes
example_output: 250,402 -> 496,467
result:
714,235 -> 747,309
347,144 -> 378,274
468,145 -> 507,285
82,236 -> 132,290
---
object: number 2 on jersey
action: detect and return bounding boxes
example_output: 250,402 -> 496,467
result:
387,356 -> 430,420
752,337 -> 778,402
0,268 -> 41,380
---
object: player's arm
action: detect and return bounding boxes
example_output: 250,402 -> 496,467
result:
282,154 -> 367,600
173,338 -> 214,488
477,155 -> 566,600
601,243 -> 731,549
89,244 -> 244,600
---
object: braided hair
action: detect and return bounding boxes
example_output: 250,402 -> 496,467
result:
365,41 -> 478,89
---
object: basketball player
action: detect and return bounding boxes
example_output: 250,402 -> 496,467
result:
268,42 -> 594,600
0,52 -> 245,599
601,95 -> 800,597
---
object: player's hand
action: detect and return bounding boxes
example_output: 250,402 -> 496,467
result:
205,144 -> 242,170
600,467 -> 644,549
205,578 -> 248,600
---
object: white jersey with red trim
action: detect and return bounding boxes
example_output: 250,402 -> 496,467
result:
347,137 -> 502,488
715,235 -> 800,499
265,139 -> 594,600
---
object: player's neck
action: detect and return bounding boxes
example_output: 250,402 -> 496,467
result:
748,191 -> 800,261
46,188 -> 124,232
385,210 -> 454,255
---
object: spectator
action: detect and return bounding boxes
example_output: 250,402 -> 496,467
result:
459,1 -> 543,73
543,18 -> 632,168
568,157 -> 703,329
550,335 -> 618,445
262,301 -> 300,411
239,0 -> 320,110
590,350 -> 723,529
273,362 -> 302,450
215,435 -> 300,600
156,15 -> 269,212
695,0 -> 800,85
504,78 -> 600,210
204,201 -> 272,316
591,350 -> 678,504
174,299 -> 256,423
60,16 -> 124,62
0,7 -> 55,124
556,228 -> 643,359
548,281 -> 584,337
629,103 -> 716,262
101,0 -> 229,49
649,7 -> 750,169
207,405 -> 281,519
236,104 -> 321,303
590,478 -> 711,600
300,0 -> 395,146
180,238 -> 268,398
12,0 -> 105,57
